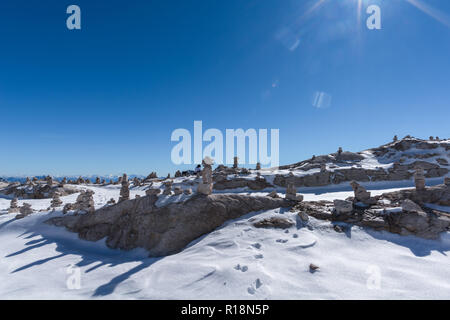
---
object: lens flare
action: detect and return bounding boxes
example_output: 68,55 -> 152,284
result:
406,0 -> 450,28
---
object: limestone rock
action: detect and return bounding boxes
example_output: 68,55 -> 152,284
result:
350,181 -> 371,202
253,217 -> 295,229
47,194 -> 293,256
333,199 -> 353,215
8,197 -> 20,213
414,167 -> 426,191
119,174 -> 130,202
16,203 -> 33,219
50,193 -> 63,208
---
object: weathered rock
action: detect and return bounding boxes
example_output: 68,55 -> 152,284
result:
333,199 -> 353,215
401,199 -> 424,213
233,157 -> 238,169
50,193 -> 63,208
163,181 -> 173,195
253,217 -> 295,229
256,162 -> 261,170
268,190 -> 279,198
285,183 -> 303,201
16,203 -> 33,219
197,157 -> 214,195
47,194 -> 293,256
309,263 -> 319,272
183,188 -> 192,195
350,181 -> 372,203
175,170 -> 182,178
8,197 -> 20,213
146,188 -> 161,196
414,167 -> 426,191
173,187 -> 183,195
119,174 -> 130,202
64,190 -> 95,214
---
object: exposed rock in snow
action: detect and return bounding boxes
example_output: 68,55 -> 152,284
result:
47,194 -> 293,256
253,217 -> 295,229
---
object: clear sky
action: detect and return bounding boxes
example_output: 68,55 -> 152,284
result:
0,0 -> 449,176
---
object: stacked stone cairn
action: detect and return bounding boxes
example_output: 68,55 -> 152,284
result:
119,174 -> 130,202
197,157 -> 214,195
64,190 -> 95,214
414,167 -> 426,191
233,156 -> 238,169
349,180 -> 376,205
50,192 -> 63,208
163,180 -> 173,195
8,197 -> 20,213
285,183 -> 303,201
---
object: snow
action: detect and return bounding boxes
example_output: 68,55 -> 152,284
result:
1,182 -> 449,299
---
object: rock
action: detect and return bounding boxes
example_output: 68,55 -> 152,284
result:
8,197 -> 20,213
256,162 -> 261,170
233,156 -> 238,169
333,225 -> 344,233
183,188 -> 192,195
197,157 -> 214,195
268,190 -> 279,198
393,135 -> 398,142
401,199 -> 424,213
445,177 -> 450,186
285,183 -> 303,201
173,187 -> 183,195
253,217 -> 295,229
64,190 -> 95,214
309,263 -> 319,272
16,203 -> 33,219
50,192 -> 63,208
298,211 -> 309,222
350,181 -> 371,203
95,177 -> 101,184
107,198 -> 116,205
46,194 -> 293,256
145,188 -> 161,196
197,182 -> 212,195
414,168 -> 426,191
213,177 -> 272,191
119,174 -> 130,202
175,170 -> 182,178
333,199 -> 353,215
436,158 -> 448,166
163,181 -> 173,195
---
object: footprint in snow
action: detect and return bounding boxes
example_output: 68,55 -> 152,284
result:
251,243 -> 262,249
247,279 -> 262,295
234,264 -> 248,272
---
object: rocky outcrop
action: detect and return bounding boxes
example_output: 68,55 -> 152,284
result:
63,190 -> 95,214
15,203 -> 34,219
4,183 -> 78,200
47,194 -> 293,256
293,182 -> 450,239
119,174 -> 130,202
213,176 -> 272,191
253,217 -> 295,229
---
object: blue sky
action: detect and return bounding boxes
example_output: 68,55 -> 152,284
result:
0,0 -> 449,176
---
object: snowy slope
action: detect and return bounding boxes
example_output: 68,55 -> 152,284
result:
1,184 -> 449,299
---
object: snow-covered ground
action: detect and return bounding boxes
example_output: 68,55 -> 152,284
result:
0,182 -> 449,299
